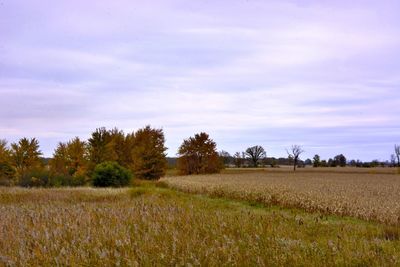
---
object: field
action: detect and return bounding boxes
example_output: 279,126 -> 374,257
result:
1,169 -> 400,266
165,168 -> 400,225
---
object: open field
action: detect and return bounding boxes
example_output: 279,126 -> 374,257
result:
164,169 -> 400,225
1,185 -> 400,266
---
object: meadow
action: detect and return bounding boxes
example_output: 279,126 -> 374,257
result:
1,176 -> 400,266
165,168 -> 400,225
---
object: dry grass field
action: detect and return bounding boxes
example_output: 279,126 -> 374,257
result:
164,168 -> 400,225
1,184 -> 400,266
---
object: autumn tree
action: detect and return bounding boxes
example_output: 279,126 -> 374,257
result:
286,145 -> 304,171
88,127 -> 113,169
131,126 -> 167,180
0,139 -> 15,185
50,137 -> 88,185
10,138 -> 42,182
245,146 -> 266,167
177,132 -> 221,175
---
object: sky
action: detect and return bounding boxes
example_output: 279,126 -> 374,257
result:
0,0 -> 399,161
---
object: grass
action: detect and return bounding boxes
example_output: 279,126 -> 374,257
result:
1,185 -> 400,266
164,170 -> 400,225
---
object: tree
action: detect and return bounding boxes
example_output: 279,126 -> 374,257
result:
177,132 -> 221,175
131,126 -> 167,180
313,154 -> 321,167
219,150 -> 231,167
10,138 -> 42,182
233,152 -> 244,168
50,137 -> 89,185
286,145 -> 304,171
395,145 -> 400,167
334,154 -> 347,167
88,127 -> 112,168
92,161 -> 132,187
0,139 -> 11,163
245,146 -> 266,167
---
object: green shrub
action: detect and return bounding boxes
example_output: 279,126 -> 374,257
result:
92,161 -> 132,187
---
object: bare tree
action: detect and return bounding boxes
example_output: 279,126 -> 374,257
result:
245,146 -> 266,167
286,145 -> 304,171
395,145 -> 400,167
233,152 -> 244,168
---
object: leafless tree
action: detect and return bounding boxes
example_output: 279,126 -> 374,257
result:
395,145 -> 400,167
233,152 -> 244,168
245,146 -> 266,167
286,145 -> 304,171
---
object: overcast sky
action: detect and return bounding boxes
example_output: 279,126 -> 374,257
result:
1,0 -> 399,161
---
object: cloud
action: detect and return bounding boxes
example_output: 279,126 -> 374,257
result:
0,0 -> 399,160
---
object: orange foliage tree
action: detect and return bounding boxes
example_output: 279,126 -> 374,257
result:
177,132 -> 222,175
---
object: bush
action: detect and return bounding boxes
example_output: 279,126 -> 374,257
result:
0,162 -> 15,186
19,169 -> 52,187
92,161 -> 132,187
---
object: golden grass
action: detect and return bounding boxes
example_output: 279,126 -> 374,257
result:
1,186 -> 400,266
164,170 -> 400,225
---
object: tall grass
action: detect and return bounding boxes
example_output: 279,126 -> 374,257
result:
1,187 -> 399,266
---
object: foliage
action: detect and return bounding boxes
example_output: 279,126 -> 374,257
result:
10,138 -> 42,183
50,137 -> 89,184
0,162 -> 15,186
131,126 -> 167,180
245,146 -> 266,167
92,161 -> 132,187
313,154 -> 321,167
177,132 -> 221,175
334,154 -> 347,167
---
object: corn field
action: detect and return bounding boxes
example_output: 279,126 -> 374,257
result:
164,170 -> 400,225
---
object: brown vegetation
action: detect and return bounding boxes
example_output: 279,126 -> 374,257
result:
164,169 -> 400,225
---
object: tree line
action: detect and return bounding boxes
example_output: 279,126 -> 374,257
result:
0,126 -> 167,187
0,128 -> 399,187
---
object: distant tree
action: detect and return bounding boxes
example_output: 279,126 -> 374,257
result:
327,158 -> 336,167
304,158 -> 312,166
334,154 -> 347,167
10,138 -> 42,182
286,145 -> 304,171
349,159 -> 357,167
245,146 -> 266,167
219,150 -> 231,167
370,160 -> 380,168
320,160 -> 328,167
313,154 -> 321,167
395,145 -> 400,167
177,132 -> 221,175
233,152 -> 244,168
92,161 -> 132,187
390,154 -> 396,167
131,126 -> 167,180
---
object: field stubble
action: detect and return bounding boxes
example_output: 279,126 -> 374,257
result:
1,186 -> 400,266
164,170 -> 400,225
